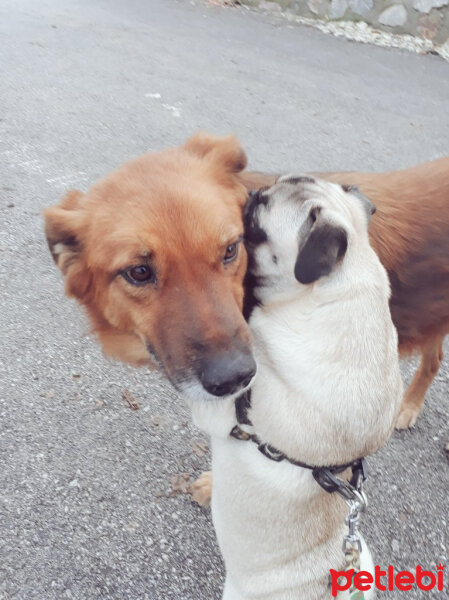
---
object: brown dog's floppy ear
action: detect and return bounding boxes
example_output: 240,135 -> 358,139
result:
294,210 -> 348,284
184,132 -> 247,173
43,190 -> 92,300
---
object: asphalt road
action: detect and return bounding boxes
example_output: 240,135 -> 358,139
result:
1,1 -> 448,599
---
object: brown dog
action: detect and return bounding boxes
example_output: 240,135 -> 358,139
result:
240,157 -> 449,429
44,133 -> 257,403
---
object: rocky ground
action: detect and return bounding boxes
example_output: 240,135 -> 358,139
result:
241,0 -> 449,58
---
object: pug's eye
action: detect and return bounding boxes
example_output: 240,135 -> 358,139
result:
123,265 -> 156,286
223,242 -> 239,264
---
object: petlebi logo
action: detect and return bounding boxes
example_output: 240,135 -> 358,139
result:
330,564 -> 446,596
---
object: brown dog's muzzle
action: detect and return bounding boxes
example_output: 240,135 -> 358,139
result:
152,269 -> 256,399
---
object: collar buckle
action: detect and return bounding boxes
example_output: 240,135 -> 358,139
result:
230,424 -> 253,442
312,458 -> 367,503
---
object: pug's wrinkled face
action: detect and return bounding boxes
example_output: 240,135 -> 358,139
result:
244,176 -> 375,308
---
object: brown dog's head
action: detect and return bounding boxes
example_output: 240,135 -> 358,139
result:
44,133 -> 256,401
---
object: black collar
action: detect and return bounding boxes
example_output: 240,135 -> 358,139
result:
230,392 -> 367,496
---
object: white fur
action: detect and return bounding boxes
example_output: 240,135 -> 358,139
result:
191,178 -> 402,600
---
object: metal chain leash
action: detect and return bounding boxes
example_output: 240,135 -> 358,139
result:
313,461 -> 368,599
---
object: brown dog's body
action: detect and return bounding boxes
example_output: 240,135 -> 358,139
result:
240,157 -> 449,428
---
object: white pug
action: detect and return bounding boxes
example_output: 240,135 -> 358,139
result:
191,176 -> 403,600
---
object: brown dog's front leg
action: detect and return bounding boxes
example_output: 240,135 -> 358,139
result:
396,334 -> 444,429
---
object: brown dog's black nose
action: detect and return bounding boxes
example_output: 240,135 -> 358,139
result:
198,350 -> 257,397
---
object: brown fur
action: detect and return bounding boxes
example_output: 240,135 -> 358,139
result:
239,157 -> 449,428
44,133 -> 252,388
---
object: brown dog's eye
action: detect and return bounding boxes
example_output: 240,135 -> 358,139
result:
223,242 -> 239,264
123,265 -> 156,286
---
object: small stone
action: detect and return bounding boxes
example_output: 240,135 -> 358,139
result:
124,520 -> 139,533
413,0 -> 448,13
378,4 -> 408,26
348,0 -> 373,15
329,0 -> 348,18
152,415 -> 165,427
417,12 -> 442,39
308,0 -> 327,15
259,0 -> 282,12
391,538 -> 400,554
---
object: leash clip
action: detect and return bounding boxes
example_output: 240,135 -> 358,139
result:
312,459 -> 368,555
343,500 -> 364,553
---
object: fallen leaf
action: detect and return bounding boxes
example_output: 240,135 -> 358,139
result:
192,441 -> 209,457
170,473 -> 192,496
122,388 -> 139,410
154,490 -> 164,503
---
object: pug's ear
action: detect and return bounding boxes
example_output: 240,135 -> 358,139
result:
184,132 -> 247,173
341,184 -> 376,220
294,210 -> 348,284
43,190 -> 92,300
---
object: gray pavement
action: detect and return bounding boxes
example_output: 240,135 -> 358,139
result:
0,0 -> 448,598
